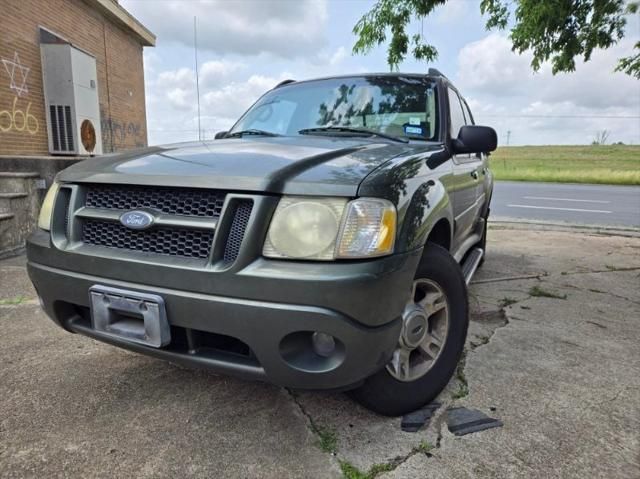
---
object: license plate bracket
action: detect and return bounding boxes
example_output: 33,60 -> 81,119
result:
89,285 -> 170,348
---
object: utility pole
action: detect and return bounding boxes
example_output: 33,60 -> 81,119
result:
194,16 -> 201,141
506,130 -> 511,146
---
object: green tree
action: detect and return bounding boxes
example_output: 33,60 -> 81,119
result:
352,0 -> 639,78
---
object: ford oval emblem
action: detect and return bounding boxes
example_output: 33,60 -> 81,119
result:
120,210 -> 155,230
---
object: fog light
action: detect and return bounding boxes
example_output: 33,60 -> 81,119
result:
311,332 -> 336,357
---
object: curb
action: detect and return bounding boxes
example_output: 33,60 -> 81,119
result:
489,218 -> 640,238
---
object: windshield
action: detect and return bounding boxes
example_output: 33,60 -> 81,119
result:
230,76 -> 439,141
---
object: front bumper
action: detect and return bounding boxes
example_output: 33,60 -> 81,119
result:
27,229 -> 421,390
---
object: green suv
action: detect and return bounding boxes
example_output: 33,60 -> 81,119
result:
27,71 -> 497,415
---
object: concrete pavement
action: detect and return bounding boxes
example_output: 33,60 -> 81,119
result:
1,226 -> 639,478
491,181 -> 640,228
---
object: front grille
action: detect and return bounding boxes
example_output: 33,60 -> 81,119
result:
85,184 -> 225,218
82,220 -> 214,259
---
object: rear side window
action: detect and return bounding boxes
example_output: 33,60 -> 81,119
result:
448,88 -> 466,138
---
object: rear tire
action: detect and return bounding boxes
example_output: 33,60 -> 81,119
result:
349,244 -> 469,416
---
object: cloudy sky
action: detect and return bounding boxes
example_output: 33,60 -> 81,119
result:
120,0 -> 640,146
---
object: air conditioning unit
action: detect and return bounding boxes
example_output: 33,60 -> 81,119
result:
41,43 -> 102,155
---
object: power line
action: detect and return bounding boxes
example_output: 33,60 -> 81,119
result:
482,114 -> 640,119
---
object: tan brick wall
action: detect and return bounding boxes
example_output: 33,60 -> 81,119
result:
0,0 -> 148,156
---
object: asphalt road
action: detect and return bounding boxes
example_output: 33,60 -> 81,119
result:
491,181 -> 640,228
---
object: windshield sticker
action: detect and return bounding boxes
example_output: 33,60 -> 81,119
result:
409,117 -> 421,125
404,125 -> 423,136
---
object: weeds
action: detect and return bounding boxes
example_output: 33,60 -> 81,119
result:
451,350 -> 469,399
498,297 -> 518,307
414,440 -> 435,454
316,426 -> 337,454
340,461 -> 395,479
528,285 -> 567,300
0,296 -> 26,305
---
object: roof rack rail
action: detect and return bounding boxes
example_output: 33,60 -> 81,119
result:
427,68 -> 448,79
274,79 -> 296,88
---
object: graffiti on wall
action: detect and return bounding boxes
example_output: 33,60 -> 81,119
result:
101,114 -> 145,151
2,52 -> 30,97
0,51 -> 39,136
0,97 -> 39,134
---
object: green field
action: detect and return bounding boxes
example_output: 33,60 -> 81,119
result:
489,145 -> 640,185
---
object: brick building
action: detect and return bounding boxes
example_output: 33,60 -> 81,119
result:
1,0 -> 155,156
0,0 -> 155,256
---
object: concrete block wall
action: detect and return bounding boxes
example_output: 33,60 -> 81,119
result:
0,156 -> 78,257
0,172 -> 40,257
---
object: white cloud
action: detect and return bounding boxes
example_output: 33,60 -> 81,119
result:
202,73 -> 290,119
456,33 -> 640,145
145,61 -> 290,143
457,33 -> 639,108
436,0 -> 467,24
456,34 -> 532,96
121,0 -> 328,58
200,60 -> 245,88
329,46 -> 348,66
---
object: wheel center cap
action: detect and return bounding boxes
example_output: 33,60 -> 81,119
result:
402,309 -> 428,349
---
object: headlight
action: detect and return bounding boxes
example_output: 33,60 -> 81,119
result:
264,197 -> 347,260
263,196 -> 396,260
37,182 -> 60,231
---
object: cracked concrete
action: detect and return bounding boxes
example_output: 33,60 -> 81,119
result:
1,227 -> 639,478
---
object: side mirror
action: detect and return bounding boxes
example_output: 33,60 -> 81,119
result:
214,131 -> 228,139
452,125 -> 497,154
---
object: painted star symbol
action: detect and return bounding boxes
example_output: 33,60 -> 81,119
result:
2,52 -> 30,97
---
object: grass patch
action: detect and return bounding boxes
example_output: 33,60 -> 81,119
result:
340,461 -> 395,479
498,297 -> 518,307
490,145 -> 640,185
451,350 -> 469,399
528,285 -> 567,300
0,296 -> 26,305
316,426 -> 337,454
414,440 -> 435,454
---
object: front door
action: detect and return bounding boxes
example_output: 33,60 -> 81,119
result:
447,88 -> 483,251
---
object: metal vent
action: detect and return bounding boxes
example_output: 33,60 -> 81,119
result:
85,184 -> 226,218
82,220 -> 214,259
49,105 -> 74,152
223,201 -> 253,264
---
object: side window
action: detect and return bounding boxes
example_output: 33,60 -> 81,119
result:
448,88 -> 466,139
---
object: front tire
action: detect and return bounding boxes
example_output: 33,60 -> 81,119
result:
349,244 -> 469,416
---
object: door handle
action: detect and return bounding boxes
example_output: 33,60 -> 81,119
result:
470,170 -> 479,180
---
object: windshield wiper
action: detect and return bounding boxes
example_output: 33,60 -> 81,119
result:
225,129 -> 281,138
298,126 -> 408,143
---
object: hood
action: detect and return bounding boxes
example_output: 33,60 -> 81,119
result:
58,136 -> 438,196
